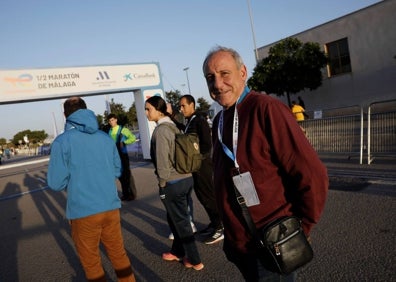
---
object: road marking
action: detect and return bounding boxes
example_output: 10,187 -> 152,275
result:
36,177 -> 47,184
0,158 -> 49,170
0,186 -> 49,201
368,179 -> 396,185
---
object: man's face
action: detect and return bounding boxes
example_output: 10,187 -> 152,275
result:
204,51 -> 247,109
108,117 -> 118,128
179,98 -> 195,118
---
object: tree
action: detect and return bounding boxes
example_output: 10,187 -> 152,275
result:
196,97 -> 211,113
11,130 -> 48,146
0,138 -> 7,146
248,37 -> 328,106
97,114 -> 105,128
105,98 -> 128,126
127,102 -> 138,130
165,90 -> 182,109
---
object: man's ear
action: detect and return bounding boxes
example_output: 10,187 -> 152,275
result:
240,64 -> 248,80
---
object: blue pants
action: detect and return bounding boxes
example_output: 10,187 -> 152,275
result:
159,176 -> 201,265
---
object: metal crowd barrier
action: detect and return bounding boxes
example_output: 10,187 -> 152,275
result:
367,100 -> 396,164
299,100 -> 396,165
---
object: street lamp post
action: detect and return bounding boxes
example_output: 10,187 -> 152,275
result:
180,84 -> 187,94
246,0 -> 259,63
183,67 -> 191,94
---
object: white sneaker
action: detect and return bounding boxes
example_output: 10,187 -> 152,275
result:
204,228 -> 224,245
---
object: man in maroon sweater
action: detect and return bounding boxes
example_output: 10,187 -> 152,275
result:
202,46 -> 328,281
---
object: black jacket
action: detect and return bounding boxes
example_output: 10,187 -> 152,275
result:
182,112 -> 212,156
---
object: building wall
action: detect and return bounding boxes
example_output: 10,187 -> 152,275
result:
257,0 -> 396,112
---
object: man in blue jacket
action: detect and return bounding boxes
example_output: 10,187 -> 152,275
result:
47,97 -> 135,282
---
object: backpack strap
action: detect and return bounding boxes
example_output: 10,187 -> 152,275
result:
116,125 -> 123,143
160,122 -> 181,134
114,125 -> 124,153
184,115 -> 196,133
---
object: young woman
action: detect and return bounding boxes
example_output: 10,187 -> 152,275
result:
145,96 -> 203,271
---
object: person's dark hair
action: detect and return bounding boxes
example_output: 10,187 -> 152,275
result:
64,97 -> 87,118
107,113 -> 117,120
146,96 -> 170,116
180,94 -> 196,108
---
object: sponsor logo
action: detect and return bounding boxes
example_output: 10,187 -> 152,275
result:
92,71 -> 115,88
96,71 -> 110,80
125,72 -> 156,82
124,73 -> 132,81
4,74 -> 33,86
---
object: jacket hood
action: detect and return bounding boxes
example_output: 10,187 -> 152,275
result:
64,109 -> 98,134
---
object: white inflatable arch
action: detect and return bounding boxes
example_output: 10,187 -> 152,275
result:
0,63 -> 164,159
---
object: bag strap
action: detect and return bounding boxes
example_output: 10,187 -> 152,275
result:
116,125 -> 123,143
233,187 -> 264,247
159,122 -> 181,134
184,115 -> 196,133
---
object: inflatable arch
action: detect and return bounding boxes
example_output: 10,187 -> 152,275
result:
0,63 -> 164,159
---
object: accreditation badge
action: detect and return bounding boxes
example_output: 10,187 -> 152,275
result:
232,171 -> 260,207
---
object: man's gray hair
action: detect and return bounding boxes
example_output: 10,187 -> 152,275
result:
202,46 -> 245,73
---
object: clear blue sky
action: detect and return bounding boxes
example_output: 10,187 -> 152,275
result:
0,0 -> 381,140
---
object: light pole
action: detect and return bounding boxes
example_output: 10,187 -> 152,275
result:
183,67 -> 191,94
246,0 -> 259,63
180,84 -> 187,94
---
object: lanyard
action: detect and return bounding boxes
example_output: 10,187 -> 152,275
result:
217,87 -> 250,170
184,115 -> 196,133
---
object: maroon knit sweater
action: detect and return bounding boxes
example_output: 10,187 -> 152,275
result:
212,91 -> 328,254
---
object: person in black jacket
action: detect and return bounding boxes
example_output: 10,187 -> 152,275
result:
179,95 -> 224,244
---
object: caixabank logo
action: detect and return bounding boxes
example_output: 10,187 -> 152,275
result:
123,73 -> 133,82
131,72 -> 156,80
123,71 -> 157,85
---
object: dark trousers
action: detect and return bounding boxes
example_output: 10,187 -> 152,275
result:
224,240 -> 296,282
159,177 -> 201,265
192,157 -> 222,229
119,153 -> 137,199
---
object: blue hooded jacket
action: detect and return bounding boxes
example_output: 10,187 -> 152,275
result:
47,109 -> 122,219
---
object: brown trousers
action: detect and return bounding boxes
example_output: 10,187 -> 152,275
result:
71,209 -> 135,282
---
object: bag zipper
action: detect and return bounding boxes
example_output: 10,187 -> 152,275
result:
273,229 -> 300,256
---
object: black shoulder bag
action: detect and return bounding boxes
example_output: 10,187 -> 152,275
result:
234,187 -> 313,275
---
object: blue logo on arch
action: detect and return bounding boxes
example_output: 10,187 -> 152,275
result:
124,73 -> 133,81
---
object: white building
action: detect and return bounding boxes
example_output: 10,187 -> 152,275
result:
256,0 -> 396,112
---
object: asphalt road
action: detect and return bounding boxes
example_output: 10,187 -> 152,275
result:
0,157 -> 395,281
